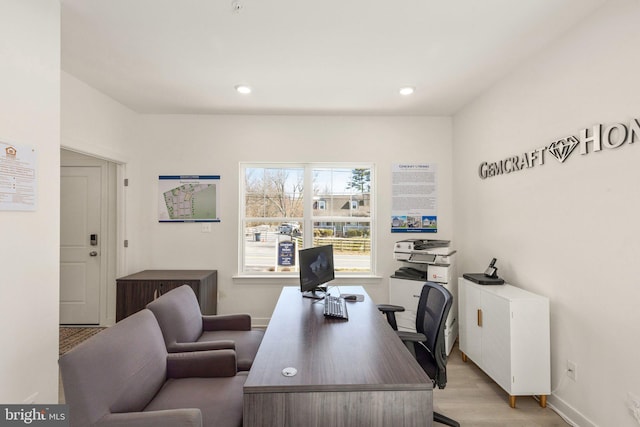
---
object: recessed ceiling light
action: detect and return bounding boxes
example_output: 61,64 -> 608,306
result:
399,86 -> 415,96
235,85 -> 252,94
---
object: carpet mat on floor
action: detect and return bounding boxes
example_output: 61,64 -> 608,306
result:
59,327 -> 105,356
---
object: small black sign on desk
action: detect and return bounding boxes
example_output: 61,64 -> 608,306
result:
278,241 -> 296,266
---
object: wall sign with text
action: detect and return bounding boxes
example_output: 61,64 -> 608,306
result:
0,141 -> 37,211
391,163 -> 437,233
478,117 -> 639,179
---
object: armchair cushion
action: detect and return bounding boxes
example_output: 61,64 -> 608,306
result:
144,377 -> 245,427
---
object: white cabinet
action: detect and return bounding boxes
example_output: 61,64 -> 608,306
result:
389,276 -> 458,355
458,277 -> 550,408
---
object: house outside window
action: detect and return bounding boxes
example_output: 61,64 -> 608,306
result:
240,163 -> 374,275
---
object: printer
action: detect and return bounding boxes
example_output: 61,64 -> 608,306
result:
393,239 -> 456,264
390,238 -> 458,355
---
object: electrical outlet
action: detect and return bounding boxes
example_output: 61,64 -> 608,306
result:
567,360 -> 577,381
201,223 -> 212,233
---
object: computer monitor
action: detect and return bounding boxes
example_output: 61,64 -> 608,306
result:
298,245 -> 335,299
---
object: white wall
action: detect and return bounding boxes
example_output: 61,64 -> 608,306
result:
61,71 -> 138,163
130,115 -> 453,323
0,1 -> 60,403
453,1 -> 640,426
61,69 -> 454,326
61,71 -> 140,324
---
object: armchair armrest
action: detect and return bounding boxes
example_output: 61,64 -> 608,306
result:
167,349 -> 237,378
97,409 -> 202,427
376,304 -> 405,331
166,340 -> 235,353
202,314 -> 251,331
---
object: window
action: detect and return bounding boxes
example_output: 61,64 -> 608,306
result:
240,163 -> 374,275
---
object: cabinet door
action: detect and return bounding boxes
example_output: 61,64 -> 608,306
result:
116,281 -> 158,321
481,290 -> 512,392
458,279 -> 482,362
158,280 -> 196,297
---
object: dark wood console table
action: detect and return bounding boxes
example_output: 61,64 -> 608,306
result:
243,286 -> 433,427
116,270 -> 217,322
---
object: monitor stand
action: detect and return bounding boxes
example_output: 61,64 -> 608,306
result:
302,288 -> 326,299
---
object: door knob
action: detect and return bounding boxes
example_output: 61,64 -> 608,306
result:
89,251 -> 98,256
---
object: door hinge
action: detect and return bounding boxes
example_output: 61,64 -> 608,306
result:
124,178 -> 129,187
124,240 -> 129,248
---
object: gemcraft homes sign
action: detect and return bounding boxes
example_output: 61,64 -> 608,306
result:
478,118 -> 639,179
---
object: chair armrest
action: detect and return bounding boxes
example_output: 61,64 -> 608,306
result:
97,409 -> 202,426
396,331 -> 429,360
376,304 -> 405,331
376,304 -> 405,313
166,340 -> 235,353
202,314 -> 251,331
167,349 -> 237,378
396,331 -> 427,343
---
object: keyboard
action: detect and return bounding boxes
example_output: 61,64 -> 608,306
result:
323,295 -> 349,320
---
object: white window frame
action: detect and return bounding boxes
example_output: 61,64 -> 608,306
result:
238,162 -> 376,277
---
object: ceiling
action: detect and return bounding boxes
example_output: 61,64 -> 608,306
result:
61,0 -> 606,116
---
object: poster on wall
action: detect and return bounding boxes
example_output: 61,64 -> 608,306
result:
391,163 -> 437,233
0,141 -> 37,211
158,175 -> 220,222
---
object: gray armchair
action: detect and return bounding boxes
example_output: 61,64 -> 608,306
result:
59,309 -> 246,427
146,285 -> 264,371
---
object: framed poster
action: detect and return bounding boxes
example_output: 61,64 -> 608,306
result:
391,163 -> 437,233
0,141 -> 37,211
158,175 -> 220,222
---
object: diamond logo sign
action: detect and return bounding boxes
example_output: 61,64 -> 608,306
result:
547,136 -> 580,163
478,118 -> 639,179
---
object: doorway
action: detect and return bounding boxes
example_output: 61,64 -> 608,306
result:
60,149 -> 119,325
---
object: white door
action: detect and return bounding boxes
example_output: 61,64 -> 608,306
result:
60,166 -> 101,324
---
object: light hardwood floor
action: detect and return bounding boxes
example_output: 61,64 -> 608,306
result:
436,342 -> 569,426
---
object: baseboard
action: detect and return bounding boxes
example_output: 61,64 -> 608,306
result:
547,394 -> 598,427
252,317 -> 270,329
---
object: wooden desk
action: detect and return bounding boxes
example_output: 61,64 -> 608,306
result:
243,286 -> 433,427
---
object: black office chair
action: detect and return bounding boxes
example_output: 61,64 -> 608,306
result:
378,282 -> 460,427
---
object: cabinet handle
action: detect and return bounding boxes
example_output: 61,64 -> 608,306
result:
477,309 -> 483,327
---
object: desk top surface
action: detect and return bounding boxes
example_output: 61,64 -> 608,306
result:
116,270 -> 216,281
244,286 -> 432,393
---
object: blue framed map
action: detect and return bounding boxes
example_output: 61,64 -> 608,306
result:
158,175 -> 220,222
